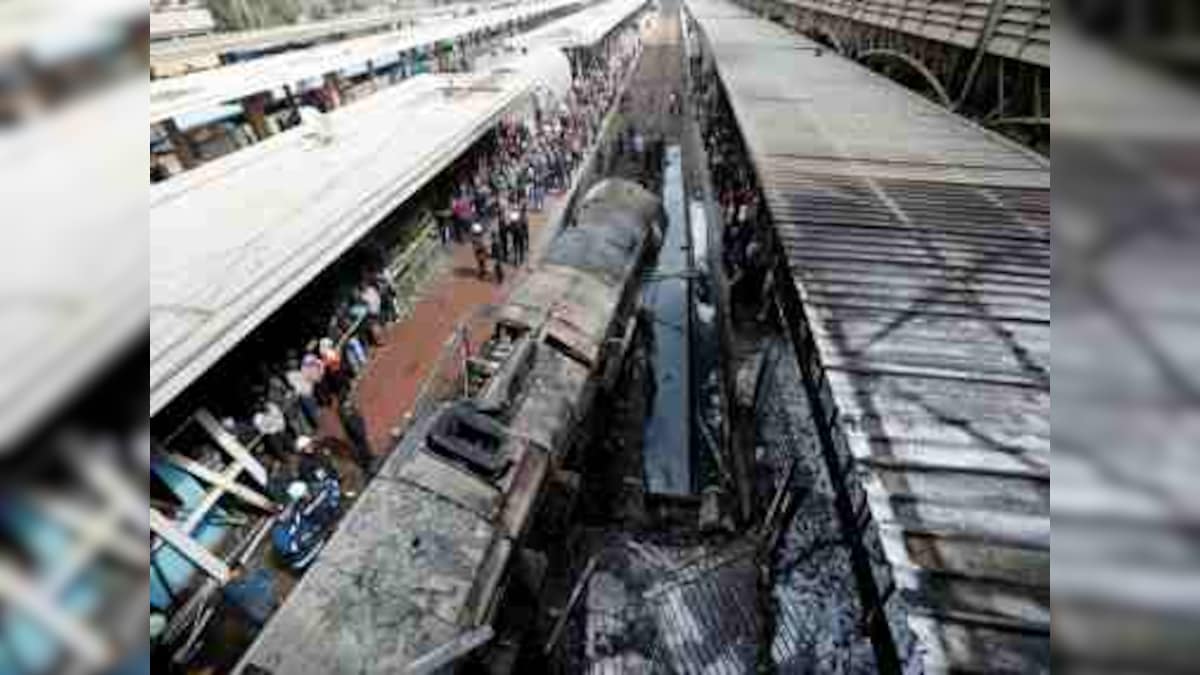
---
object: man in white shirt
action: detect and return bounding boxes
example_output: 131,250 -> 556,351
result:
253,400 -> 293,459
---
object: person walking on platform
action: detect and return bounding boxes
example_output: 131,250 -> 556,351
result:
498,213 -> 512,264
301,350 -> 327,406
285,357 -> 320,430
471,223 -> 488,280
531,161 -> 546,211
452,192 -> 470,242
435,202 -> 453,247
490,234 -> 505,285
515,204 -> 530,266
505,207 -> 522,263
337,397 -> 376,477
374,270 -> 398,324
359,280 -> 384,341
318,337 -> 347,399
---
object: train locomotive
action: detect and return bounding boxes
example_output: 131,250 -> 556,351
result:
236,177 -> 663,674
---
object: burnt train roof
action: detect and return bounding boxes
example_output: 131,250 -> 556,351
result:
236,406 -> 546,673
685,0 -> 1049,672
543,178 -> 664,285
501,178 -> 661,367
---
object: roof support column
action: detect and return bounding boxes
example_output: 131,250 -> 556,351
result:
954,0 -> 1006,111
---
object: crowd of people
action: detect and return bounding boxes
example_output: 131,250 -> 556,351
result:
694,63 -> 774,317
203,25 -> 646,503
152,20 -> 651,675
208,262 -> 399,500
439,27 -> 644,283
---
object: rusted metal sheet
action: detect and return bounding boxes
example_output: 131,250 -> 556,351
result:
502,264 -> 621,367
687,1 -> 1049,672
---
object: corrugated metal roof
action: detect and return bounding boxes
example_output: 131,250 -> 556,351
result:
776,0 -> 1050,68
149,0 -> 582,125
1050,30 -> 1200,671
149,51 -> 570,416
686,0 -> 1050,671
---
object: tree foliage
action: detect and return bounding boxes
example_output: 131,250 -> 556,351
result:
208,0 -> 305,31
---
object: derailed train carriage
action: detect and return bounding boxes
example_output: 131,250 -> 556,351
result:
235,178 -> 662,674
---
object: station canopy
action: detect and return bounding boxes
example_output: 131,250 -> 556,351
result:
514,0 -> 646,50
149,0 -> 584,126
149,50 -> 570,417
149,1 -> 499,74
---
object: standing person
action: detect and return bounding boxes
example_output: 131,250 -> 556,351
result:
318,337 -> 346,400
252,398 -> 293,460
360,281 -> 382,325
436,206 -> 453,246
266,367 -> 311,437
285,357 -> 320,431
515,203 -> 530,266
490,234 -> 505,285
371,269 -> 397,323
531,159 -> 545,211
473,183 -> 489,227
452,191 -> 470,241
633,128 -> 646,172
355,282 -> 382,346
336,311 -> 368,375
347,295 -> 376,348
301,350 -> 327,406
471,222 -> 488,279
337,397 -> 376,477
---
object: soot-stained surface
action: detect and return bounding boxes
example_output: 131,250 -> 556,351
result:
753,336 -> 879,673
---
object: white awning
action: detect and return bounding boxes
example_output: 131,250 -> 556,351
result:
149,0 -> 584,126
149,52 -> 567,416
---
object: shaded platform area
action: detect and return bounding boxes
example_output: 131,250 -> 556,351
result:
150,55 -> 565,416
